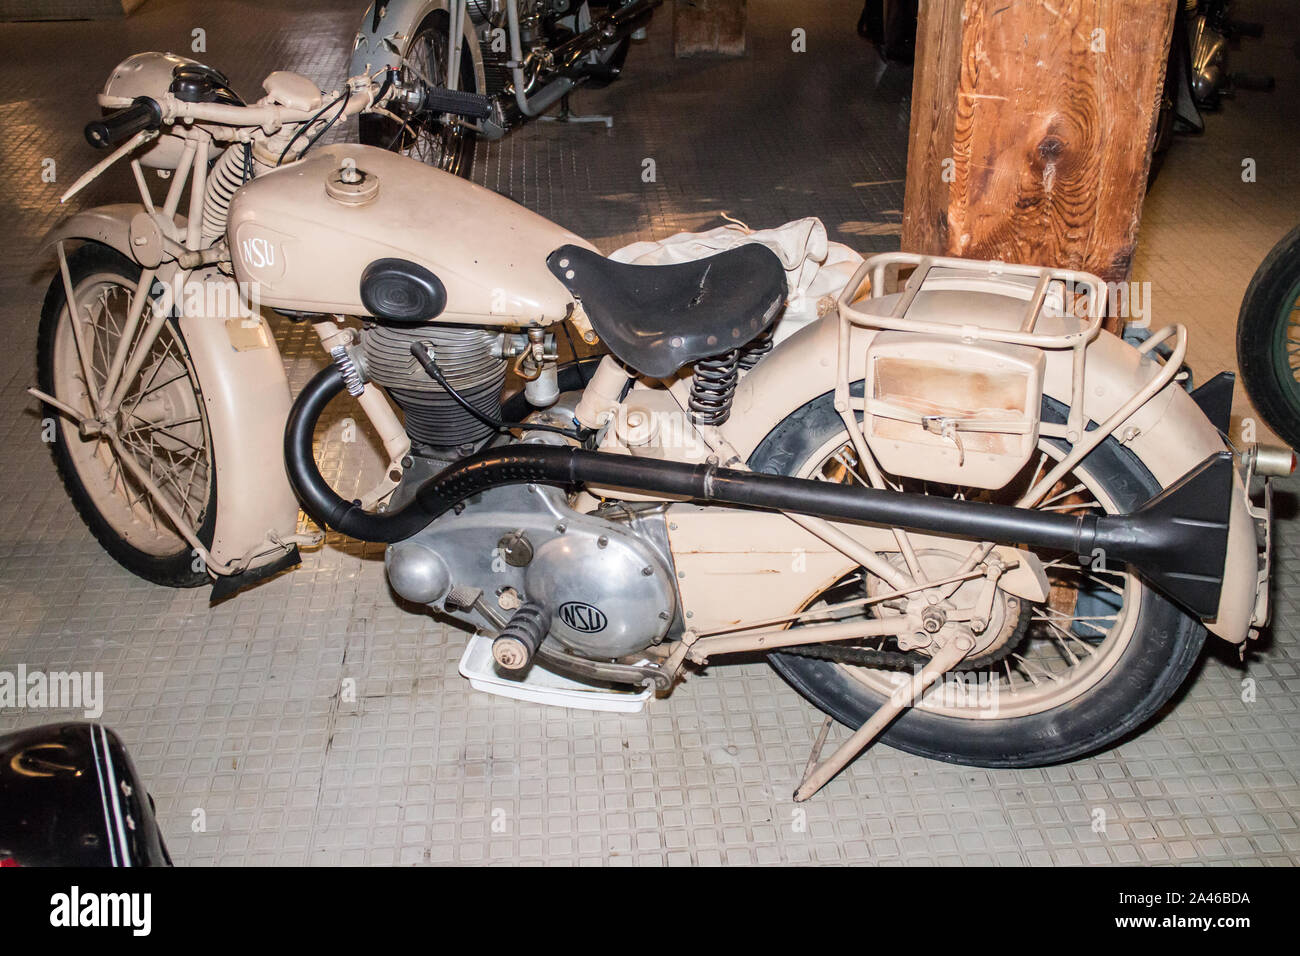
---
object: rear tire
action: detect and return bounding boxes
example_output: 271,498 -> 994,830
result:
750,390 -> 1207,768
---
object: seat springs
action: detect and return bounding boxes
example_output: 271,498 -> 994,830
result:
689,349 -> 740,426
737,329 -> 774,370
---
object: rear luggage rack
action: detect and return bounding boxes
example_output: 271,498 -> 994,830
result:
831,252 -> 1194,511
837,251 -> 1106,348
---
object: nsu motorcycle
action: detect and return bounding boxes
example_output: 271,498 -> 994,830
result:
351,0 -> 660,177
35,52 -> 1287,800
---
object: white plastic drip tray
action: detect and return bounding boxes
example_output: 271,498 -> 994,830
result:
457,635 -> 653,713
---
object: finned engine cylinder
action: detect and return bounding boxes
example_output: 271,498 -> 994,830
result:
361,323 -> 506,448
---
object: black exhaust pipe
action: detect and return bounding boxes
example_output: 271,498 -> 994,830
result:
550,0 -> 662,77
286,366 -> 1234,619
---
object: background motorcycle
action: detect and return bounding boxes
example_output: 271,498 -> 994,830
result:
1150,0 -> 1273,183
351,0 -> 660,177
1238,223 -> 1300,450
0,723 -> 170,867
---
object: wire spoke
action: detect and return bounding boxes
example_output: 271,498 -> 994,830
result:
1012,652 -> 1061,684
1043,619 -> 1098,659
793,408 -> 1139,717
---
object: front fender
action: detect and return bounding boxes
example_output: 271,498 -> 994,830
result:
351,0 -> 486,93
41,204 -> 149,258
178,273 -> 301,573
723,315 -> 1257,643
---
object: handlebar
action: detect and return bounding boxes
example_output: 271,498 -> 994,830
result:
85,96 -> 163,149
85,69 -> 492,158
410,86 -> 492,121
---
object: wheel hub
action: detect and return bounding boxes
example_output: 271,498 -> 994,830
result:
870,549 -> 1028,665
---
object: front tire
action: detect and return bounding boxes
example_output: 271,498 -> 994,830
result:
750,390 -> 1207,768
37,243 -> 216,587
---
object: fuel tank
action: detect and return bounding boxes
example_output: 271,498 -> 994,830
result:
226,144 -> 594,324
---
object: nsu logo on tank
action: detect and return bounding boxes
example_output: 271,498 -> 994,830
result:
234,224 -> 288,283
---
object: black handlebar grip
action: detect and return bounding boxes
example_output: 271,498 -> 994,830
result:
85,96 -> 163,150
418,87 -> 492,121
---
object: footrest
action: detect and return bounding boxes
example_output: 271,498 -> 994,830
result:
457,635 -> 653,713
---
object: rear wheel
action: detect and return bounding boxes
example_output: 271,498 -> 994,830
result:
750,391 -> 1206,768
37,244 -> 215,587
358,10 -> 478,178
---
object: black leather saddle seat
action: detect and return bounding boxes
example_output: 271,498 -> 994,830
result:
546,243 -> 788,378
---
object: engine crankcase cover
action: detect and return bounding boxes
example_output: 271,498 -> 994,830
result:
525,529 -> 675,658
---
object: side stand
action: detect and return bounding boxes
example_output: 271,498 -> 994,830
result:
794,634 -> 975,801
538,92 -> 613,129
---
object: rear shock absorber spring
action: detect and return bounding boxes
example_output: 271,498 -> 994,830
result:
689,349 -> 740,426
737,328 -> 774,370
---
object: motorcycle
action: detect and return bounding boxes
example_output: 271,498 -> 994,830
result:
1184,0 -> 1273,111
33,52 -> 1286,799
1150,0 -> 1273,184
1237,223 -> 1300,451
351,0 -> 660,177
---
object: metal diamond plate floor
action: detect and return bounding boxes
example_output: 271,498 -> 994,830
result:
0,0 -> 1297,866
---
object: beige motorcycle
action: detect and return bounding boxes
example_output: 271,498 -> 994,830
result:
35,52 -> 1286,799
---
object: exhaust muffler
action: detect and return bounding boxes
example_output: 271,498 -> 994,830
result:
286,366 -> 1234,619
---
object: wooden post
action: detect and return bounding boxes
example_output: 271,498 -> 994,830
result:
901,0 -> 1176,300
673,0 -> 748,58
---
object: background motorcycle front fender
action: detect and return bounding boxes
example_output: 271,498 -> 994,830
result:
350,0 -> 487,92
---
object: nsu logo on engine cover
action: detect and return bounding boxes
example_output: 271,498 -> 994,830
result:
558,601 -> 607,634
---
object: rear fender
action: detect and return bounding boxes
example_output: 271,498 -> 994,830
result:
722,315 -> 1257,642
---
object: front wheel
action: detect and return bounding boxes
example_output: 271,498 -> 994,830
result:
1237,223 -> 1300,450
37,243 -> 216,587
750,391 -> 1206,768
